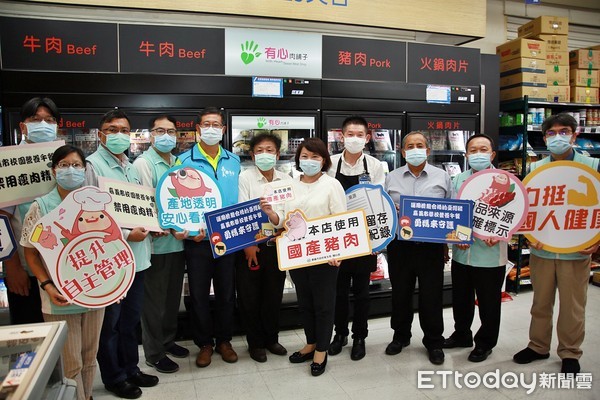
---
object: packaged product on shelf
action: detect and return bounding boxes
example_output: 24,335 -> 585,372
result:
327,129 -> 343,154
500,71 -> 546,88
443,162 -> 461,178
532,34 -> 569,52
546,64 -> 569,85
546,85 -> 570,102
500,85 -> 547,102
570,69 -> 599,87
371,129 -> 393,151
175,131 -> 196,155
129,130 -> 151,160
546,51 -> 569,66
518,16 -> 569,37
496,38 -> 546,62
427,130 -> 447,150
569,49 -> 600,69
570,87 -> 599,104
447,130 -> 465,151
500,57 -> 545,74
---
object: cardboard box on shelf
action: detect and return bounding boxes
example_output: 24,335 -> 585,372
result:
500,85 -> 547,102
500,57 -> 546,74
546,85 -> 570,102
546,64 -> 569,85
500,72 -> 547,88
518,16 -> 569,37
570,69 -> 599,87
569,49 -> 600,70
546,51 -> 569,66
533,34 -> 569,52
496,38 -> 545,62
570,86 -> 599,103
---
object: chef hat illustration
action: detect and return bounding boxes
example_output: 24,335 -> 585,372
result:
73,187 -> 112,212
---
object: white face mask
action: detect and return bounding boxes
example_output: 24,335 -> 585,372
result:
200,127 -> 223,145
343,136 -> 366,154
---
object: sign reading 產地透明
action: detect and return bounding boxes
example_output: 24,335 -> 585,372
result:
156,166 -> 223,236
345,184 -> 397,252
28,186 -> 135,308
98,176 -> 161,232
205,198 -> 272,258
276,209 -> 372,271
0,141 -> 65,208
519,161 -> 600,253
398,196 -> 474,244
458,170 -> 529,241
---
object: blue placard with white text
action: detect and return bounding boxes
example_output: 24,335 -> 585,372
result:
398,196 -> 474,244
204,198 -> 273,258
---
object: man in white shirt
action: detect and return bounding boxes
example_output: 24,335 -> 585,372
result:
237,132 -> 292,363
326,115 -> 385,361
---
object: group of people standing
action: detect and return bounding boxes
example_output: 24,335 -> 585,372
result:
1,97 -> 597,400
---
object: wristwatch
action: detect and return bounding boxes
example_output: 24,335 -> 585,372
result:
40,279 -> 54,291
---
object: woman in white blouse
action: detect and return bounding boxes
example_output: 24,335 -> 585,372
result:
260,138 -> 347,377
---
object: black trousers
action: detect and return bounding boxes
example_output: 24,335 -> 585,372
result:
290,264 -> 339,352
185,241 -> 236,347
7,276 -> 43,325
387,239 -> 445,350
450,260 -> 506,350
333,254 -> 376,339
236,243 -> 286,349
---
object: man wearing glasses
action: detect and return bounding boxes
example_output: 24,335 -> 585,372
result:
513,113 -> 600,375
0,97 -> 59,325
175,107 -> 241,368
87,110 -> 158,399
133,115 -> 189,374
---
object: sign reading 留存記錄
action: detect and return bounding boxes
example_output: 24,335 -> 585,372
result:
458,170 -> 529,241
398,195 -> 474,244
28,186 -> 135,308
156,166 -> 223,236
97,176 -> 161,232
345,184 -> 397,252
205,198 -> 272,258
0,215 -> 17,262
519,161 -> 600,253
0,141 -> 65,208
276,209 -> 372,271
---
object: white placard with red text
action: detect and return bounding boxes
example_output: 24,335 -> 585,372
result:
276,209 -> 372,271
519,161 -> 600,253
0,141 -> 65,208
458,169 -> 529,241
29,186 -> 135,308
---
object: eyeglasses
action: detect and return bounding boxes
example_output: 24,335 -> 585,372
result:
56,162 -> 85,170
27,115 -> 57,124
151,128 -> 177,135
199,122 -> 223,129
545,129 -> 572,137
101,127 -> 131,135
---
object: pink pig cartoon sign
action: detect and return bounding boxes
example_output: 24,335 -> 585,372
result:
29,186 -> 135,308
276,209 -> 372,271
155,166 -> 223,236
457,170 -> 529,242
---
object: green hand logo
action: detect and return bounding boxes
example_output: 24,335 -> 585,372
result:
241,40 -> 261,65
257,117 -> 267,129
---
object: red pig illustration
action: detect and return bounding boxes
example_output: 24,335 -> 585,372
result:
169,167 -> 213,198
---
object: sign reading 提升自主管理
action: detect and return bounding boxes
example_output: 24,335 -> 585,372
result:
398,195 -> 474,244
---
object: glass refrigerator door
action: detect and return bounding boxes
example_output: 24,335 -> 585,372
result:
406,114 -> 479,179
324,113 -> 404,174
229,113 -> 317,177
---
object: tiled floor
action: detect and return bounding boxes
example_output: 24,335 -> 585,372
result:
92,284 -> 600,399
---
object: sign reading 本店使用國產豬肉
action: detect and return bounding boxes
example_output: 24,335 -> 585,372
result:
0,141 -> 65,208
155,166 -> 223,236
519,161 -> 600,253
458,170 -> 529,242
28,186 -> 135,308
276,209 -> 372,271
398,196 -> 474,244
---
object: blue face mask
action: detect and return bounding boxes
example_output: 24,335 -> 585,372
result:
104,132 -> 131,154
56,167 -> 85,190
468,153 -> 492,171
255,152 -> 277,172
26,121 -> 57,143
546,135 -> 572,155
404,148 -> 428,166
299,159 -> 322,177
154,133 -> 176,153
